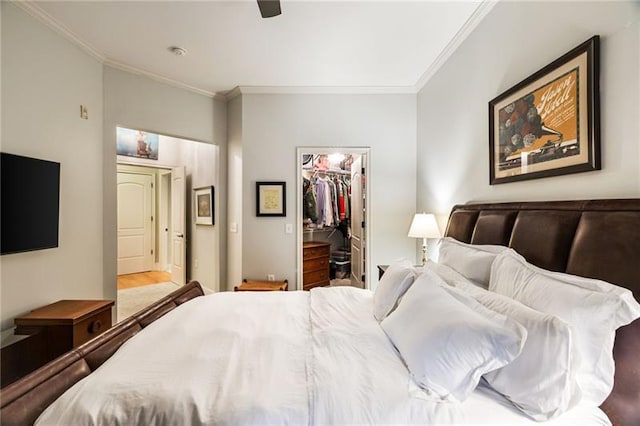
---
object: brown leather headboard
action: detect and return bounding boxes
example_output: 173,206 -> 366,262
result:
445,199 -> 640,426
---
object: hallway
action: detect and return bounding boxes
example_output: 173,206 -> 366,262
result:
117,271 -> 171,290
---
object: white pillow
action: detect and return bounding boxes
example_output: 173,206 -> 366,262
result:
437,237 -> 508,288
381,269 -> 526,402
373,259 -> 417,321
425,261 -> 483,290
489,249 -> 640,405
456,277 -> 579,420
427,262 -> 579,419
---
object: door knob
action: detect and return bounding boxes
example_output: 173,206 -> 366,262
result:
177,233 -> 184,238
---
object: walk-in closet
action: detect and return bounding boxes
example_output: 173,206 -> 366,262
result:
299,150 -> 367,290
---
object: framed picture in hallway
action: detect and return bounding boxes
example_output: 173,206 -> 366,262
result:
194,186 -> 214,225
256,181 -> 286,217
489,36 -> 600,185
116,127 -> 159,160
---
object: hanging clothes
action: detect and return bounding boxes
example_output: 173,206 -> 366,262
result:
335,177 -> 350,221
303,177 -> 317,223
313,176 -> 330,226
307,173 -> 351,228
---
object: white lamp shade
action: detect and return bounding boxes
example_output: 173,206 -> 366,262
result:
408,213 -> 441,239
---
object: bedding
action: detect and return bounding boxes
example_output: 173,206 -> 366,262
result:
437,237 -> 508,287
35,286 -> 609,426
381,269 -> 526,402
372,258 -> 417,321
489,249 -> 640,406
427,262 -> 579,421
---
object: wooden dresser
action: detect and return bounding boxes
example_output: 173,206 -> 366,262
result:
303,241 -> 331,290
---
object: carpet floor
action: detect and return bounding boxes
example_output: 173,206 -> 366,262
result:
117,282 -> 181,323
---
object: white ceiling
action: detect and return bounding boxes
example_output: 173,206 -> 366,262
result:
25,0 -> 492,98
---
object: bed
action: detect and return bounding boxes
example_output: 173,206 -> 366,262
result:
1,198 -> 638,425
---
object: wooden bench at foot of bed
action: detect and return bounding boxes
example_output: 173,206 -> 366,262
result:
0,280 -> 204,426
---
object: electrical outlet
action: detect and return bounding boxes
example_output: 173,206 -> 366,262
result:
267,274 -> 275,281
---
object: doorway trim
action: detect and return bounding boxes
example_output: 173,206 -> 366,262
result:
158,170 -> 172,272
295,147 -> 372,291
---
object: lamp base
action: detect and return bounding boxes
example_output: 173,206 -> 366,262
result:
421,239 -> 428,266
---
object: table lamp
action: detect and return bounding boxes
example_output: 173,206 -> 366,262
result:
408,213 -> 441,265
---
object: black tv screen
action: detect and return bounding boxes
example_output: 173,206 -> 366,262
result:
1,153 -> 60,255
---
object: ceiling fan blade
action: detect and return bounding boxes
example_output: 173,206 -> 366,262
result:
257,0 -> 281,18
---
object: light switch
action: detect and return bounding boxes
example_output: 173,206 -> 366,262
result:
285,224 -> 293,234
230,222 -> 238,233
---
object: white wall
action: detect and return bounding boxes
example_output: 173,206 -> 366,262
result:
226,97 -> 243,290
1,3 -> 104,330
235,93 -> 417,289
417,1 -> 640,233
176,136 -> 219,291
103,67 -> 227,301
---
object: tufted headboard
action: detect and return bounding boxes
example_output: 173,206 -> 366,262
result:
445,199 -> 640,426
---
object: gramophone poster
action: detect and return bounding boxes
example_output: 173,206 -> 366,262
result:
489,36 -> 599,184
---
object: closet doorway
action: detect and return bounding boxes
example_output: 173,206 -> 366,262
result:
296,147 -> 371,291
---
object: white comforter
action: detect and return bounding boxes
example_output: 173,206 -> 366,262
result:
36,287 -> 609,425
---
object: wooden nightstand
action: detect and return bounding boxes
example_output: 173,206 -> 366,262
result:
15,299 -> 114,356
377,265 -> 390,280
234,279 -> 288,291
3,299 -> 114,387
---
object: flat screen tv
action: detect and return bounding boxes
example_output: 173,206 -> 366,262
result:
1,152 -> 61,255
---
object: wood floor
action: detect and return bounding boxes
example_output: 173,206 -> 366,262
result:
117,271 -> 172,290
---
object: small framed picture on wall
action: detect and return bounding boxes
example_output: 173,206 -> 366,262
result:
194,186 -> 214,225
256,181 -> 286,217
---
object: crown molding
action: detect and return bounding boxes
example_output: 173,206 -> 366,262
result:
103,60 -> 225,100
12,0 -> 106,63
414,0 -> 498,92
224,85 -> 417,100
225,87 -> 243,101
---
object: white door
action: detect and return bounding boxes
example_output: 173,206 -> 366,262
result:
117,172 -> 153,275
159,171 -> 172,272
350,155 -> 364,288
171,166 -> 187,286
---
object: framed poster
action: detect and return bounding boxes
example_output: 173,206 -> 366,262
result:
256,181 -> 286,217
194,186 -> 214,225
489,36 -> 600,185
116,127 -> 159,160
